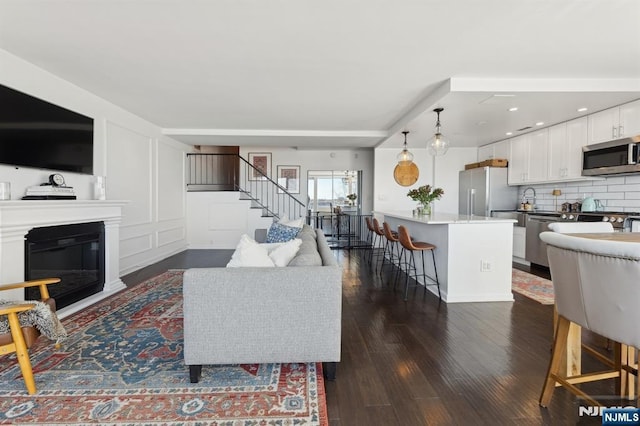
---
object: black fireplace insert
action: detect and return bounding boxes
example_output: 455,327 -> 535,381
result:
25,222 -> 105,310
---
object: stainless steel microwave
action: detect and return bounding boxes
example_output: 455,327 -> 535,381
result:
582,136 -> 640,176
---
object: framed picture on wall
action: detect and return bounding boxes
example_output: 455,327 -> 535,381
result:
277,165 -> 300,194
248,152 -> 272,180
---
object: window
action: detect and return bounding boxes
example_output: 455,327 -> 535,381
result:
307,170 -> 360,214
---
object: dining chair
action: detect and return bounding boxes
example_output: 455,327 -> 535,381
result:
547,222 -> 614,233
538,231 -> 640,407
547,221 -> 622,378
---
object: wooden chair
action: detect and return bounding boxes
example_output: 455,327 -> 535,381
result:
0,278 -> 61,394
539,232 -> 640,406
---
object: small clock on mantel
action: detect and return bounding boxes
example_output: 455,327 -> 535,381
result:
48,173 -> 66,187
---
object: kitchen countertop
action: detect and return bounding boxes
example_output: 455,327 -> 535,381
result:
376,210 -> 517,224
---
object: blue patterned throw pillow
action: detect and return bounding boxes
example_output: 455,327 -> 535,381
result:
266,222 -> 300,243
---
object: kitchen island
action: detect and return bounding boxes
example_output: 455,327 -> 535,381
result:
376,211 -> 516,303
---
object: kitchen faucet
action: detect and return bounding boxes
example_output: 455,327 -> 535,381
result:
522,187 -> 536,208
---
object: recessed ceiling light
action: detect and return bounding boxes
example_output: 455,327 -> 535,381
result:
506,132 -> 513,136
508,107 -> 518,112
577,107 -> 588,112
536,121 -> 544,126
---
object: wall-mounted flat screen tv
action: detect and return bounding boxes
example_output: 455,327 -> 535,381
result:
0,84 -> 94,174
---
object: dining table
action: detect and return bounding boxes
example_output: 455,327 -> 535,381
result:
558,232 -> 640,397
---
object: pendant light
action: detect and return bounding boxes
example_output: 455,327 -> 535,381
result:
396,131 -> 414,163
394,131 -> 419,186
427,107 -> 450,156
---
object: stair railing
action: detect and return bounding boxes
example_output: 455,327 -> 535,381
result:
186,153 -> 306,220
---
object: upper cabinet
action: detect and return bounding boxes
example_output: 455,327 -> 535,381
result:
548,117 -> 588,181
482,99 -> 638,186
477,139 -> 510,162
588,99 -> 640,145
508,129 -> 548,185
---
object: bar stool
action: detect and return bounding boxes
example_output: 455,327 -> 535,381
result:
371,218 -> 387,269
397,225 -> 441,301
379,221 -> 401,277
364,217 -> 382,264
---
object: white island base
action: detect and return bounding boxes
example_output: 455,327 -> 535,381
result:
378,211 -> 516,303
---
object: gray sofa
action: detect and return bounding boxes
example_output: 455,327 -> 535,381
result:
183,225 -> 342,383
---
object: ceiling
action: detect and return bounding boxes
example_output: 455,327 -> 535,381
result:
1,1 -> 639,150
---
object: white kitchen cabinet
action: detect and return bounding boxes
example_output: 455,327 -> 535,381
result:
513,226 -> 526,260
508,135 -> 527,185
528,129 -> 548,181
548,117 -> 588,181
477,145 -> 493,162
588,99 -> 640,145
508,129 -> 548,185
620,99 -> 640,138
493,139 -> 511,161
478,139 -> 510,162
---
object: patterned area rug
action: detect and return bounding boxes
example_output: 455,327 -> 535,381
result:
511,268 -> 555,305
0,270 -> 328,425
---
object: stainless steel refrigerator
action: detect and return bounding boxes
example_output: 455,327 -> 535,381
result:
458,167 -> 518,216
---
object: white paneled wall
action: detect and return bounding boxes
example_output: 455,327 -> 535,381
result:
106,122 -> 153,227
0,49 -> 191,277
517,175 -> 640,212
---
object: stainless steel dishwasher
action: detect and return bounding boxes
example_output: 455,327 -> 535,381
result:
525,214 -> 561,267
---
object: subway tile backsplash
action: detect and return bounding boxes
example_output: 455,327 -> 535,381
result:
518,176 -> 640,213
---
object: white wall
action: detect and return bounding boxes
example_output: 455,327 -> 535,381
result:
238,146 -> 375,214
374,147 -> 477,214
186,192 -> 274,249
0,49 -> 192,275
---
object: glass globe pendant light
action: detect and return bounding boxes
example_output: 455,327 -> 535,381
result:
396,131 -> 414,163
427,107 -> 450,156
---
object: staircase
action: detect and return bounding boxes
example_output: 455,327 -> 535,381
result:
186,153 -> 306,221
185,153 -> 306,248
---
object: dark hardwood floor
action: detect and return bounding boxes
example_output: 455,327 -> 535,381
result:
121,248 -> 620,425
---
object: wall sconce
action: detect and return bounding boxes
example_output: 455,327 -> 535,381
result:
427,107 -> 450,156
393,131 -> 419,186
552,189 -> 562,211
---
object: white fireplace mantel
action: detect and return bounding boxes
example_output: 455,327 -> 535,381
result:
0,200 -> 128,318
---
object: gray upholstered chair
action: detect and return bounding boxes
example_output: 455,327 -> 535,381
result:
548,221 -> 616,361
547,221 -> 614,233
538,231 -> 640,407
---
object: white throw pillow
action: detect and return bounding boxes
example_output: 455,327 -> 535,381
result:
278,215 -> 304,229
226,234 -> 275,267
260,242 -> 285,253
267,238 -> 302,267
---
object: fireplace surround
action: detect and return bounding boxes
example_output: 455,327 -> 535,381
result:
0,200 -> 126,317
